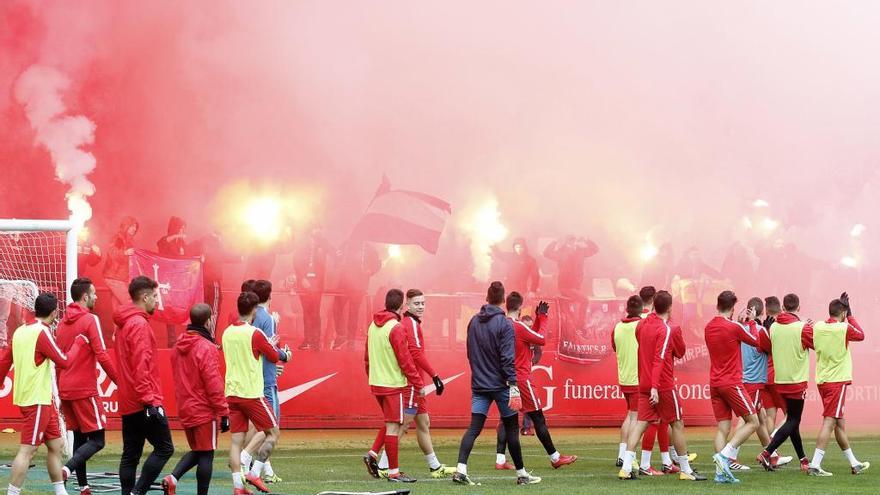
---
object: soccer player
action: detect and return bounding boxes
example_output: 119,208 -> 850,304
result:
0,293 -> 87,495
56,278 -> 119,495
453,282 -> 540,486
618,290 -> 706,481
612,295 -> 643,469
704,290 -> 761,483
806,294 -> 870,476
504,292 -> 577,469
757,293 -> 811,472
239,280 -> 285,483
115,276 -> 175,495
734,297 -> 773,469
163,304 -> 230,495
364,289 -> 423,483
757,296 -> 793,468
364,289 -> 455,479
224,291 -> 290,494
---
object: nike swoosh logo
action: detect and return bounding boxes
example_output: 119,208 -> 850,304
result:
423,372 -> 465,395
278,372 -> 338,404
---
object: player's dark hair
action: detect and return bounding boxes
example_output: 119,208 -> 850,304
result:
252,279 -> 272,303
129,276 -> 158,301
34,292 -> 58,318
654,290 -> 673,314
829,299 -> 847,318
406,289 -> 424,299
626,295 -> 644,318
70,277 -> 93,302
639,286 -> 656,305
241,279 -> 257,293
783,293 -> 800,312
765,296 -> 781,315
190,303 -> 212,327
237,291 -> 260,316
748,297 -> 764,318
717,290 -> 738,312
385,289 -> 404,312
506,291 -> 524,313
487,281 -> 505,305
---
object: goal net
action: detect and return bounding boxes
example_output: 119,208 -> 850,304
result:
0,219 -> 79,319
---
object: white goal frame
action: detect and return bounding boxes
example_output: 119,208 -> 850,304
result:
0,218 -> 79,304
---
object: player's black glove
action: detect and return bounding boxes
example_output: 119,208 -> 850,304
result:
536,301 -> 550,316
220,416 -> 230,433
145,405 -> 168,426
432,375 -> 445,396
840,292 -> 852,317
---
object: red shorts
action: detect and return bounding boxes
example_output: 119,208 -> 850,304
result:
760,384 -> 787,412
620,385 -> 639,412
227,396 -> 277,433
61,397 -> 106,434
774,382 -> 807,400
374,388 -> 418,424
185,420 -> 219,451
742,383 -> 764,411
710,384 -> 756,421
19,404 -> 61,446
416,395 -> 429,415
637,390 -> 682,424
519,380 -> 543,413
818,382 -> 850,419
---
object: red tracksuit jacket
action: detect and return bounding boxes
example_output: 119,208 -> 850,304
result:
56,303 -> 119,401
113,304 -> 163,416
636,313 -> 685,392
0,320 -> 87,385
400,311 -> 437,384
704,316 -> 759,388
172,329 -> 229,428
510,314 -> 547,383
364,310 -> 423,395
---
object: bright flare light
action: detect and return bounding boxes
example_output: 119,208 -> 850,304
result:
753,199 -> 770,208
387,244 -> 402,259
851,224 -> 866,238
761,218 -> 779,232
460,197 -> 508,281
243,197 -> 283,241
640,243 -> 658,262
841,256 -> 858,268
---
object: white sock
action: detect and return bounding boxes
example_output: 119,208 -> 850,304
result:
263,461 -> 274,477
232,472 -> 243,489
669,445 -> 679,458
249,460 -> 264,477
618,442 -> 627,459
640,450 -> 652,470
678,455 -> 692,474
62,467 -> 71,480
661,451 -> 672,466
622,451 -> 636,474
496,453 -> 507,465
721,443 -> 737,459
425,452 -> 441,470
378,450 -> 389,469
167,475 -> 177,485
810,448 -> 825,468
733,446 -> 740,459
772,450 -> 780,457
550,451 -> 561,463
843,448 -> 859,467
457,463 -> 468,475
52,482 -> 67,495
388,467 -> 399,476
7,485 -> 21,495
240,450 -> 253,469
516,468 -> 528,477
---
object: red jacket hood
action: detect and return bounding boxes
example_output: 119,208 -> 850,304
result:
113,303 -> 150,327
62,302 -> 91,324
776,312 -> 800,325
175,331 -> 211,356
372,310 -> 400,326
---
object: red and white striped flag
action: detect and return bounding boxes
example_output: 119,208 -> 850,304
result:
351,175 -> 451,254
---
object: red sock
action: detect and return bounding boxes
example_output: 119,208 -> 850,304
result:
641,423 -> 658,451
371,427 -> 386,454
657,421 -> 670,452
386,434 -> 399,471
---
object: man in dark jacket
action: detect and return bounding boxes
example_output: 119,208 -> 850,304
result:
453,282 -> 540,486
163,304 -> 229,495
156,217 -> 189,257
294,227 -> 333,350
543,236 -> 599,330
114,276 -> 174,495
491,238 -> 540,296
